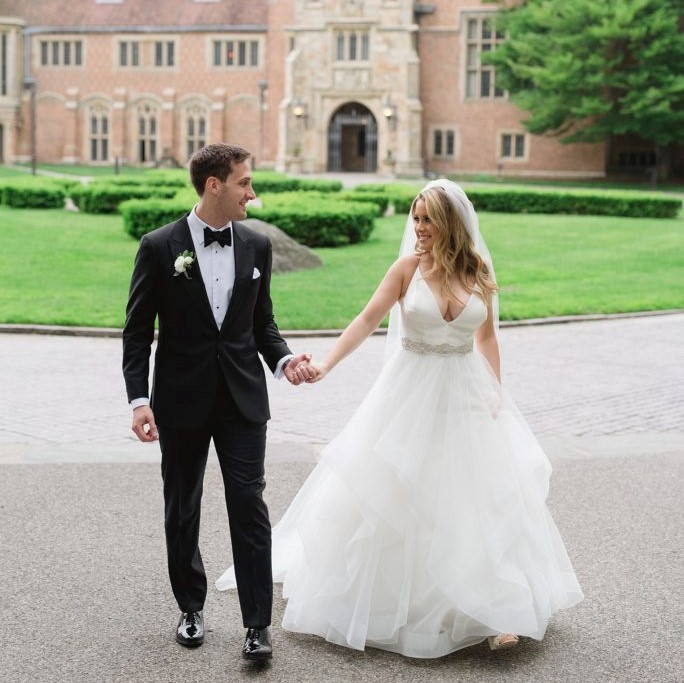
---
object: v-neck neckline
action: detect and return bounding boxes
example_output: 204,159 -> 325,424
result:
415,267 -> 473,324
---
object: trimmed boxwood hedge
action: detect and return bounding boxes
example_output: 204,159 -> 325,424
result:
337,190 -> 389,214
109,170 -> 343,196
296,178 -> 343,192
80,172 -> 188,188
251,172 -> 343,194
71,183 -> 179,213
120,191 -> 377,246
247,192 -> 377,246
120,199 -> 189,239
352,183 -> 681,219
466,188 -> 681,218
0,179 -> 66,208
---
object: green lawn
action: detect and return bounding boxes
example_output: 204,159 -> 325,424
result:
0,165 -> 36,178
0,205 -> 682,329
11,162 -> 150,178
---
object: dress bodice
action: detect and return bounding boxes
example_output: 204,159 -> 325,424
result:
400,268 -> 487,349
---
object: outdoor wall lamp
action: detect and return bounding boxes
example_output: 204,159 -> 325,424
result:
383,99 -> 397,131
292,98 -> 309,127
258,79 -> 268,108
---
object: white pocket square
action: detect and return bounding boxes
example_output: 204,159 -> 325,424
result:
252,267 -> 261,279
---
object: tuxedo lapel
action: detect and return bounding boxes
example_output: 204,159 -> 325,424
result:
220,223 -> 255,333
168,217 -> 216,328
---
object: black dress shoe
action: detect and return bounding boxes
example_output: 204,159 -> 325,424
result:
176,610 -> 204,647
242,626 -> 272,660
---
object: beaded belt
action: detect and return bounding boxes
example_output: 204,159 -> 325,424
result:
401,337 -> 473,356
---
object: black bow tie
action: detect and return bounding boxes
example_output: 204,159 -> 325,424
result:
204,226 -> 232,248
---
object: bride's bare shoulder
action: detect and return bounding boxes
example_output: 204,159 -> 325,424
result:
394,254 -> 421,272
390,255 -> 421,297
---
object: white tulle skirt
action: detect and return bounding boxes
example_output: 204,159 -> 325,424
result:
216,346 -> 584,658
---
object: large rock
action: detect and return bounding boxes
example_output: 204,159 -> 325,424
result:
242,218 -> 323,274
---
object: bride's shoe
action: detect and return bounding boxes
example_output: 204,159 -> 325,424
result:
487,633 -> 519,650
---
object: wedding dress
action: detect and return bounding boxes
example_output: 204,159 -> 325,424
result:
217,266 -> 584,659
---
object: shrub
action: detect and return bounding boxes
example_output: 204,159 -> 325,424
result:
71,183 -> 179,213
352,183 -> 421,214
252,172 -> 342,194
465,188 -> 681,218
0,179 -> 66,208
247,192 -> 377,246
120,198 -> 190,239
338,190 -> 388,214
120,191 -> 375,245
296,178 -> 343,192
141,169 -> 189,187
79,172 -> 187,188
252,172 -> 301,194
354,182 -> 680,219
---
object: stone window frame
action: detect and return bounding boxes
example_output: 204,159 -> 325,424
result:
211,36 -> 261,69
38,39 -> 83,68
85,101 -> 111,163
431,126 -> 457,160
463,13 -> 505,101
136,101 -> 160,164
181,101 -> 210,161
153,40 -> 176,68
118,40 -> 141,68
498,131 -> 528,162
333,28 -> 370,62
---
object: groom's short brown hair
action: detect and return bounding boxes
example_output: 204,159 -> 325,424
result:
189,143 -> 251,196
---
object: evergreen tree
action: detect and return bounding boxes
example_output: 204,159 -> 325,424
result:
485,0 -> 684,178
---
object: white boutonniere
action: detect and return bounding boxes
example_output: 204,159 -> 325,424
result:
173,250 -> 195,280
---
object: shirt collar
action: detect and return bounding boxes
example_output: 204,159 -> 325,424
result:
188,206 -> 233,246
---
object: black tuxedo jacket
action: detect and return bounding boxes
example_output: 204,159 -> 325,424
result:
122,215 -> 291,427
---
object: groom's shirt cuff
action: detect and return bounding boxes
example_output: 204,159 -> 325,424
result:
130,397 -> 150,409
275,354 -> 294,379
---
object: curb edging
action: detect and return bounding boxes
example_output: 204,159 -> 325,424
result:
0,309 -> 682,339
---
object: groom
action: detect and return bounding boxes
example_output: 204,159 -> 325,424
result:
122,143 -> 313,660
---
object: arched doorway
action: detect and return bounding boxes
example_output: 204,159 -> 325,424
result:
327,102 -> 377,172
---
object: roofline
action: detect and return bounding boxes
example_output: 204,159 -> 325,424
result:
23,24 -> 267,35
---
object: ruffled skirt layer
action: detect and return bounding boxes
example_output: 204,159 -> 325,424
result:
216,347 -> 583,658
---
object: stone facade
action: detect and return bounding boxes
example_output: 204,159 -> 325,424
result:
1,0 -> 651,178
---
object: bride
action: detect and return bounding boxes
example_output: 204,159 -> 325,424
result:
217,179 -> 584,658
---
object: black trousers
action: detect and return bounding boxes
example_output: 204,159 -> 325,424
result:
157,376 -> 272,628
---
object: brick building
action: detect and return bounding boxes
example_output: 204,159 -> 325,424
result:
0,0 -> 661,178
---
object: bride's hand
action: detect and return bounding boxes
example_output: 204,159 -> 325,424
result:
298,361 -> 328,384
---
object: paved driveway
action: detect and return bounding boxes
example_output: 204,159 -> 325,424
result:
0,314 -> 682,683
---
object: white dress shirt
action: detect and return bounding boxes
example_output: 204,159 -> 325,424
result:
187,206 -> 235,329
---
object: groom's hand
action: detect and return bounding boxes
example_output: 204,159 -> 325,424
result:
132,405 -> 159,442
284,353 -> 315,385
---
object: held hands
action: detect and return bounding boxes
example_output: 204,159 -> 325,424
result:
132,405 -> 159,442
301,362 -> 327,383
283,353 -> 328,385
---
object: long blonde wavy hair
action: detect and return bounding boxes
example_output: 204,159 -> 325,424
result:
412,186 -> 498,306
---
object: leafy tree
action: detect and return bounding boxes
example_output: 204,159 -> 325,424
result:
485,0 -> 684,178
